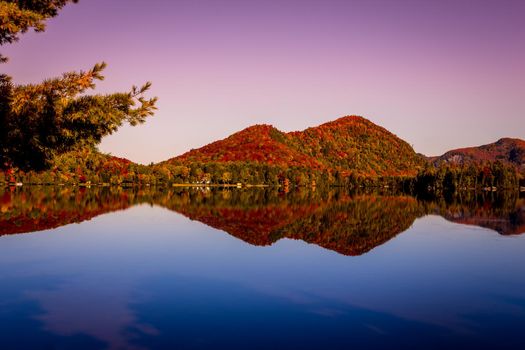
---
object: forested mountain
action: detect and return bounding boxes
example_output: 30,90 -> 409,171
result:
168,116 -> 425,177
430,138 -> 525,170
174,124 -> 325,169
1,116 -> 522,188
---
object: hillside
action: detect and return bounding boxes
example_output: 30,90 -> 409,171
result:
169,116 -> 425,177
174,124 -> 325,169
431,138 -> 525,171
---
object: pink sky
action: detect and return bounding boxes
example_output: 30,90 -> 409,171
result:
3,0 -> 524,164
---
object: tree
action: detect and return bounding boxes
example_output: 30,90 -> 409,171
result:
0,0 -> 78,62
0,64 -> 157,170
0,1 -> 157,170
221,171 -> 232,184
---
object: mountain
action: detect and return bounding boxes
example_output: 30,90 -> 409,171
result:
430,138 -> 525,171
169,116 -> 425,177
173,124 -> 325,169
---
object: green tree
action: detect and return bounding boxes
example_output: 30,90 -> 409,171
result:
0,0 -> 78,62
0,1 -> 157,170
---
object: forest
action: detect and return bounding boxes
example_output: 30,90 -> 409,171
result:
0,148 -> 523,193
1,1 -> 523,193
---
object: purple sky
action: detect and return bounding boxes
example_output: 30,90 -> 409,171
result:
3,0 -> 525,163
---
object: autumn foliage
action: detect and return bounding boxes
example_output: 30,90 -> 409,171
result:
170,116 -> 426,178
430,138 -> 525,171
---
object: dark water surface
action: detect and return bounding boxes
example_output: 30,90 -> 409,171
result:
1,187 -> 524,350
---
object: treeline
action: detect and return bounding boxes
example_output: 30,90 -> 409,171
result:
0,157 -> 415,189
0,150 -> 523,191
0,150 -> 321,186
409,161 -> 523,192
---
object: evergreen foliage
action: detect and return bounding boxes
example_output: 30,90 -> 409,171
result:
411,161 -> 521,192
0,0 -> 78,62
0,0 -> 157,170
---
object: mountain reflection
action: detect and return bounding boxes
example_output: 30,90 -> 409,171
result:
1,187 -> 524,255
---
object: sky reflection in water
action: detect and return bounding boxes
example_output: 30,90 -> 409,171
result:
0,187 -> 524,350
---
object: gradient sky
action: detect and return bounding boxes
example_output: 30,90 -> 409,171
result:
2,0 -> 524,164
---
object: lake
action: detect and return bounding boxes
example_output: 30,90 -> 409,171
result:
1,187 -> 524,350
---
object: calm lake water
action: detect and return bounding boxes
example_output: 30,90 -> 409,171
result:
1,187 -> 524,350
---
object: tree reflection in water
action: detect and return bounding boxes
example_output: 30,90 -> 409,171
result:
1,186 -> 524,256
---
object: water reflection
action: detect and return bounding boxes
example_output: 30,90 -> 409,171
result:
1,187 -> 525,349
1,186 -> 524,255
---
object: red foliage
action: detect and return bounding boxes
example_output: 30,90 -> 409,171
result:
167,116 -> 425,177
433,138 -> 525,170
173,124 -> 325,169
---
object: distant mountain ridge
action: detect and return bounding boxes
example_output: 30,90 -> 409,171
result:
430,138 -> 525,170
169,116 -> 425,177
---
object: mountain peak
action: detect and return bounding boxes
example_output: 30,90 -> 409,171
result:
331,115 -> 368,123
238,124 -> 276,133
317,115 -> 370,127
168,116 -> 425,177
496,137 -> 525,146
434,137 -> 525,167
